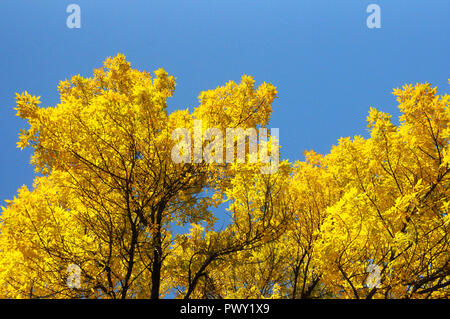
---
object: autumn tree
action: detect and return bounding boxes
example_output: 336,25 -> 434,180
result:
314,82 -> 450,298
163,82 -> 449,299
0,54 -> 278,299
0,54 -> 448,299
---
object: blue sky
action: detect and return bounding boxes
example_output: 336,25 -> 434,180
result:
0,0 -> 449,206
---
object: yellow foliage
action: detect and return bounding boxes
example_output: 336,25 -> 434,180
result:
1,54 -> 448,299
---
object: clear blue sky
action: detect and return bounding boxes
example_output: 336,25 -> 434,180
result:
0,0 -> 449,205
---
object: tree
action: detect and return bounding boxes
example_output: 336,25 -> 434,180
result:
0,54 -> 448,299
0,54 -> 278,298
313,82 -> 450,298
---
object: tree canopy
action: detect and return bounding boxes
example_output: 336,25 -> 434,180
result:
0,54 -> 448,299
